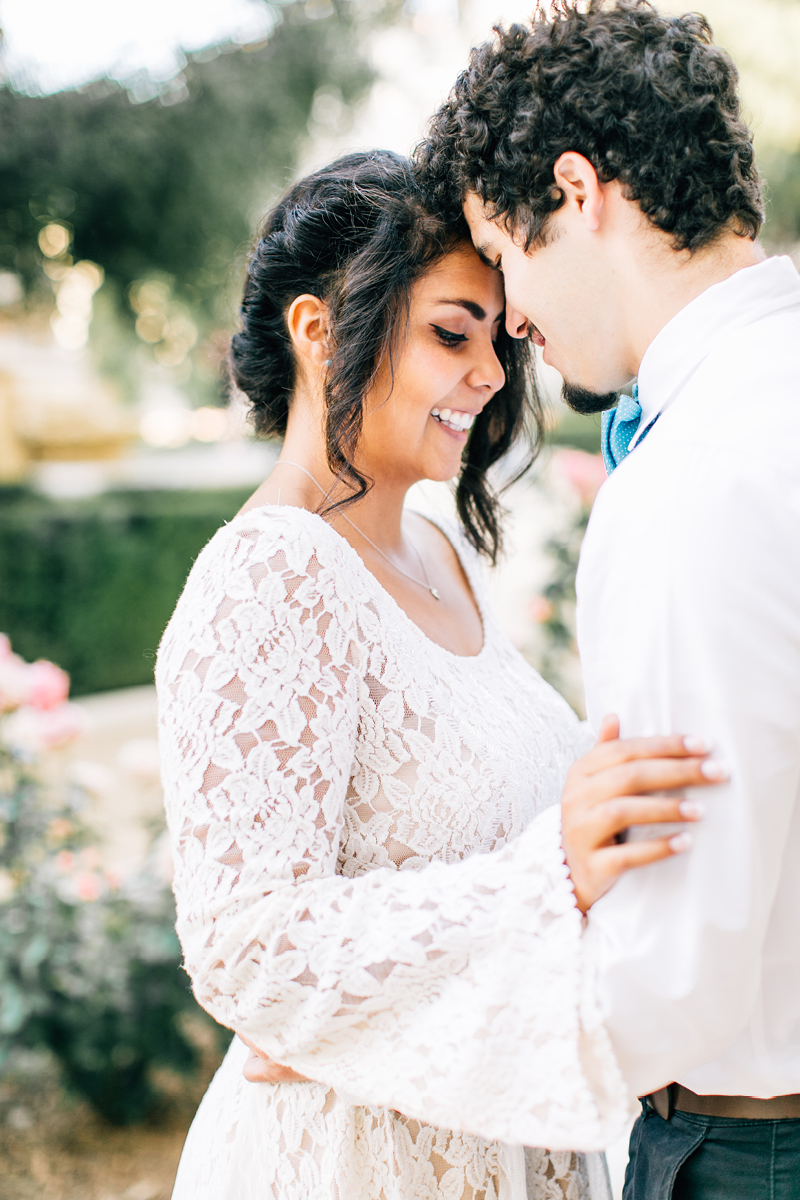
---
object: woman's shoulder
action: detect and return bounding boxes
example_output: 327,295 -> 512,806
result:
197,502 -> 358,582
159,505 -> 362,657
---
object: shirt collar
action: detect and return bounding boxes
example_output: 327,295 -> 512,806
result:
632,255 -> 800,446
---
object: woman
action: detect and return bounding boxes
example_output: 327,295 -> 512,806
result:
156,151 -> 716,1200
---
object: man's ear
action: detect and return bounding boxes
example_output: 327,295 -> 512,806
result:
553,152 -> 604,233
285,294 -> 330,365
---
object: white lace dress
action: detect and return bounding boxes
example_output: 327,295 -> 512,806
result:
156,505 -> 629,1200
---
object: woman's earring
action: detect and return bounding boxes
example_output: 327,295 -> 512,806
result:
324,358 -> 331,367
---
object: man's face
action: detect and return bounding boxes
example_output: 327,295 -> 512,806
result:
463,192 -> 629,408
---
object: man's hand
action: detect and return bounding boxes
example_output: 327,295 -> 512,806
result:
239,1035 -> 309,1084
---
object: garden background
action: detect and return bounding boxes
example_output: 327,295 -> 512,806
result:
0,1 -> 798,1197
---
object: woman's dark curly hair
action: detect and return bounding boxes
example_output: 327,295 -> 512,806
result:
230,150 -> 542,562
415,0 -> 763,253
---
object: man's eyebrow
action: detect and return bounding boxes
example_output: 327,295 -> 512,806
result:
434,299 -> 488,321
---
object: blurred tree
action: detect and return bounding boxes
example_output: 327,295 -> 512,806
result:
0,0 -> 390,389
762,147 -> 800,247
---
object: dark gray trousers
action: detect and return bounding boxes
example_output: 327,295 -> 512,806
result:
623,1100 -> 800,1200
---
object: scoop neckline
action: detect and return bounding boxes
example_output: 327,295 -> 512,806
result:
232,502 -> 491,662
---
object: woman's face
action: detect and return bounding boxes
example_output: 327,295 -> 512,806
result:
358,242 -> 507,488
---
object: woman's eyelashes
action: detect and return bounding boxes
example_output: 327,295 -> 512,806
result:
431,324 -> 468,347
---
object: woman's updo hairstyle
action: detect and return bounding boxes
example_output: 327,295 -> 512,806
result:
230,149 -> 543,562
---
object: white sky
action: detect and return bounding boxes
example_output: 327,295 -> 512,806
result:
0,0 -> 278,92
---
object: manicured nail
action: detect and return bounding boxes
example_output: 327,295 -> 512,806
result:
700,760 -> 730,781
683,736 -> 708,754
679,799 -> 705,820
669,832 -> 693,853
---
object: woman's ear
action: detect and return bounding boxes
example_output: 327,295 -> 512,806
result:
552,152 -> 604,233
285,294 -> 330,365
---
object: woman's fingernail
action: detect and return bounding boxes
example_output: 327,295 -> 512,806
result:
683,736 -> 708,754
679,799 -> 705,820
669,832 -> 693,853
701,760 -> 730,781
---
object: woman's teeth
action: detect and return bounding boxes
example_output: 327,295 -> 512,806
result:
431,408 -> 476,433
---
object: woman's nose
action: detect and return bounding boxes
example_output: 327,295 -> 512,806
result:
505,306 -> 529,339
468,339 -> 506,395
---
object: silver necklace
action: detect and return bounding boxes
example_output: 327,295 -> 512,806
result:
275,460 -> 440,601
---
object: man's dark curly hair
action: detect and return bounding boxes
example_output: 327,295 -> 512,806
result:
415,0 -> 764,253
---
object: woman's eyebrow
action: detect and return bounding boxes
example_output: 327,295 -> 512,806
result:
435,299 -> 487,320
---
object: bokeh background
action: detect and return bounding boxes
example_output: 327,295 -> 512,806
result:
0,2 -> 798,1197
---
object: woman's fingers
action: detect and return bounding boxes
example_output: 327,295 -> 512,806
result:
242,1050 -> 308,1084
597,831 -> 692,880
572,755 -> 727,807
602,755 -> 727,798
595,713 -> 620,743
239,1036 -> 309,1084
581,732 -> 709,775
587,794 -> 704,843
586,833 -> 694,906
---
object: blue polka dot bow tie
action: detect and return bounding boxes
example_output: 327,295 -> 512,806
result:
600,382 -> 657,474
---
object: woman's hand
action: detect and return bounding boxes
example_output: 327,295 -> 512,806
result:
562,715 -> 728,913
240,1035 -> 308,1085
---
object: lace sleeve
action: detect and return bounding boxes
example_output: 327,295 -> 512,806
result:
157,513 -> 630,1152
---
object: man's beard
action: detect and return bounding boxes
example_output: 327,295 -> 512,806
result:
561,381 -> 618,415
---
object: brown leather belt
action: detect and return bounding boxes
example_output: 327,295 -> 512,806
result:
647,1083 -> 800,1121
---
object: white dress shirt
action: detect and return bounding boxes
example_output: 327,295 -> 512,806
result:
578,255 -> 800,1100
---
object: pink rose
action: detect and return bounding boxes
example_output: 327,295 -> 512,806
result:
55,851 -> 75,873
26,660 -> 70,711
75,873 -> 102,902
2,702 -> 88,753
0,653 -> 33,712
0,642 -> 71,713
528,596 -> 554,623
40,703 -> 88,748
555,449 -> 607,508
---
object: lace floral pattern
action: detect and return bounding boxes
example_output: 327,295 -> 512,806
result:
156,506 -> 627,1200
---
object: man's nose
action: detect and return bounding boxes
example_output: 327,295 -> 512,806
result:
505,306 -> 529,339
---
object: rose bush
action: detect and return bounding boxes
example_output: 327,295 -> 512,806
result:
526,450 -> 607,714
0,637 -> 223,1124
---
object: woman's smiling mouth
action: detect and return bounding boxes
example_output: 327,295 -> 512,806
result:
431,407 -> 477,434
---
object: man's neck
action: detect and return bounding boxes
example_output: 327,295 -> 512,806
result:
624,231 -> 766,377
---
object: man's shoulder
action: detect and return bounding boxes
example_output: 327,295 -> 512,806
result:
661,307 -> 800,478
700,300 -> 800,389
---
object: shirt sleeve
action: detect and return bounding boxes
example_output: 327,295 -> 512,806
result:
582,445 -> 800,1098
157,514 -> 630,1151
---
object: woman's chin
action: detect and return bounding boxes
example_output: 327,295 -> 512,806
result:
420,459 -> 462,485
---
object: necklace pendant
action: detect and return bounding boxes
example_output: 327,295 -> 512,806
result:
430,587 -> 440,600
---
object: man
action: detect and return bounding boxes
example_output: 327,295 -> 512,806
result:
416,1 -> 800,1197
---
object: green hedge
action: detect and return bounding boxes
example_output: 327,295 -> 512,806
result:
547,410 -> 602,453
0,486 -> 252,696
